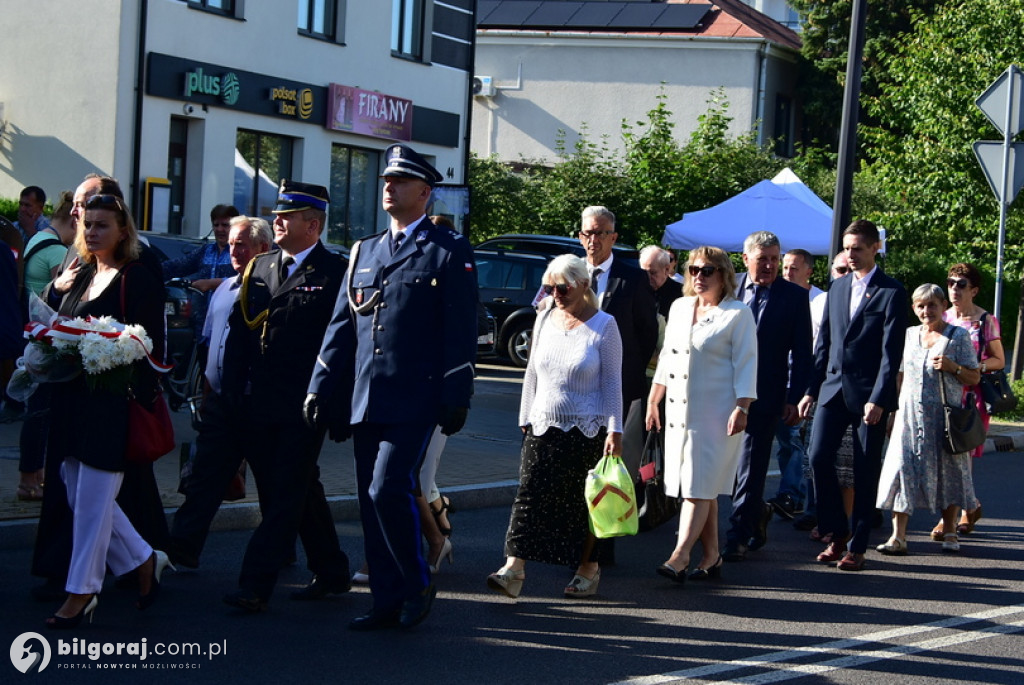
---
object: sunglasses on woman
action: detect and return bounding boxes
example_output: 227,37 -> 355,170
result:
542,283 -> 572,296
85,194 -> 127,213
687,265 -> 718,278
947,278 -> 970,289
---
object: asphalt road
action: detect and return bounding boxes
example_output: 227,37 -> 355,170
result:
3,444 -> 1023,684
3,357 -> 1023,683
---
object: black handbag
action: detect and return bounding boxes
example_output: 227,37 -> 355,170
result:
636,430 -> 681,532
938,359 -> 986,455
976,313 -> 1017,414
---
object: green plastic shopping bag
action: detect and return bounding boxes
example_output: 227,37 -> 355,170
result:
585,454 -> 639,538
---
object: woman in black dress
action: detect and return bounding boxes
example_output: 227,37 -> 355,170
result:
44,194 -> 171,628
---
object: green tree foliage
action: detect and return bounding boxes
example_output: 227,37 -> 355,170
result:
861,0 -> 1024,320
468,91 -> 783,250
788,0 -> 944,149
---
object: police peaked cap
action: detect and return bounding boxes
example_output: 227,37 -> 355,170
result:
380,143 -> 444,187
272,180 -> 330,213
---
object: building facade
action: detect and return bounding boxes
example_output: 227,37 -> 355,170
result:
0,0 -> 475,243
472,0 -> 801,165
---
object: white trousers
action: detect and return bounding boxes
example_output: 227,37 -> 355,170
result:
62,458 -> 153,594
418,426 -> 447,502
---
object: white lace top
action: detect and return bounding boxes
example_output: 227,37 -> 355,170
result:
519,308 -> 623,438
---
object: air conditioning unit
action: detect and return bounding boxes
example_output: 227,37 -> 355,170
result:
473,75 -> 496,98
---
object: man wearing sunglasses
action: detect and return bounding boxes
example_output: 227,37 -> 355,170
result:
723,232 -> 813,562
578,207 -> 658,485
798,220 -> 907,571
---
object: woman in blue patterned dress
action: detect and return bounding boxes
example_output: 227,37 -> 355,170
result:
876,284 -> 980,556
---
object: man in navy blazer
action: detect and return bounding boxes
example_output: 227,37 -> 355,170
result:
723,231 -> 813,561
579,207 -> 658,478
305,144 -> 478,630
798,219 -> 907,571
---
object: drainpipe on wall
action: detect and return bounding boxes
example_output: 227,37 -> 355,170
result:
131,0 -> 149,211
755,41 -> 768,147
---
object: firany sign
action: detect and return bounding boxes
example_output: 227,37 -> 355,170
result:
147,53 -> 325,124
327,84 -> 413,141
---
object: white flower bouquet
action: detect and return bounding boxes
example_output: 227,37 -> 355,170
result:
7,294 -> 167,401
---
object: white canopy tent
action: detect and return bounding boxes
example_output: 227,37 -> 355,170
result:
661,169 -> 882,255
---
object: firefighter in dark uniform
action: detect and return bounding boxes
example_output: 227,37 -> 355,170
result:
304,144 -> 478,630
220,181 -> 351,612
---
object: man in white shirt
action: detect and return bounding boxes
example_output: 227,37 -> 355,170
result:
168,216 -> 271,570
767,249 -> 823,520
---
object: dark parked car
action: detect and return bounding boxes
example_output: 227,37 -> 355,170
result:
474,247 -> 552,367
475,233 -> 640,264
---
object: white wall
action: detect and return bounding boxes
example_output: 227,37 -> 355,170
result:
0,0 -> 128,202
472,33 -> 782,165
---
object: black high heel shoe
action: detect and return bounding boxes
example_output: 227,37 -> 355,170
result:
430,495 -> 454,536
656,562 -> 687,584
687,556 -> 723,581
137,550 -> 175,610
46,595 -> 98,630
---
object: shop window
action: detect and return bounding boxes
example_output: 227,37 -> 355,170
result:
329,144 -> 382,245
392,0 -> 428,62
186,0 -> 243,18
234,130 -> 294,220
298,0 -> 345,43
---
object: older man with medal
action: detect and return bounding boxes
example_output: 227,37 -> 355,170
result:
305,144 -> 479,630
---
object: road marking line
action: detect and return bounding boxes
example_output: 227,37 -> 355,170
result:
612,603 -> 1024,685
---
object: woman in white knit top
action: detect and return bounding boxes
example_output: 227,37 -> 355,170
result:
487,254 -> 622,600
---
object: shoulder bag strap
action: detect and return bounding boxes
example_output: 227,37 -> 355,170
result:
977,312 -> 987,363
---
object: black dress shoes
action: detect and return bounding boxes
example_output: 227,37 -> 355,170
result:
290,574 -> 352,601
769,494 -> 798,520
349,609 -> 400,631
747,502 -> 773,551
399,584 -> 437,629
223,589 -> 268,613
722,541 -> 748,562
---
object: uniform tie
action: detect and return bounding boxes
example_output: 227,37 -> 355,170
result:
391,231 -> 404,255
279,255 -> 294,283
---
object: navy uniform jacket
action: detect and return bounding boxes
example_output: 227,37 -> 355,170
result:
221,242 -> 346,423
309,217 -> 478,424
735,273 -> 813,414
599,259 -> 659,405
807,267 -> 907,412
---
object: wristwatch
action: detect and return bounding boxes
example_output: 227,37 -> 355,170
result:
736,405 -> 749,415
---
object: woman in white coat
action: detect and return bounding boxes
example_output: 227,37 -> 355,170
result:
646,246 -> 757,583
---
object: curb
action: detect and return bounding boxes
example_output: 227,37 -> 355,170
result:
0,481 -> 519,552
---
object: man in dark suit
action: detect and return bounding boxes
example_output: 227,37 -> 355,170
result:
639,245 -> 683,320
579,207 -> 658,480
798,220 -> 907,571
306,144 -> 478,631
220,181 -> 351,612
723,231 -> 813,561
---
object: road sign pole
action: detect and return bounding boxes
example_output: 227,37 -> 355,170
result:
995,66 -> 1017,319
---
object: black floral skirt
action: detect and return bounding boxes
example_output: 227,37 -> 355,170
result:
503,426 -> 604,567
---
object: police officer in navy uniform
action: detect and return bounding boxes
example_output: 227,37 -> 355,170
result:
304,144 -> 478,630
221,181 -> 351,612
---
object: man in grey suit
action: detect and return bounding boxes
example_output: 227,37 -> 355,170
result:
798,220 -> 907,571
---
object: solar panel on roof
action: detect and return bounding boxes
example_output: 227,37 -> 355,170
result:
563,3 -> 621,27
528,2 -> 586,26
482,0 -> 544,27
477,1 -> 713,31
652,4 -> 711,28
607,3 -> 666,29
